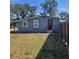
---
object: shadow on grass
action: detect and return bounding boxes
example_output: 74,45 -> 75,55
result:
35,32 -> 69,59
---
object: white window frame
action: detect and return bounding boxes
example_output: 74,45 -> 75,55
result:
22,21 -> 28,27
33,20 -> 39,28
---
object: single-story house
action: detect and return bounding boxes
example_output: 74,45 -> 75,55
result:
11,16 -> 61,33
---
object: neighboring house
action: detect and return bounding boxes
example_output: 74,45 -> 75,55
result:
10,21 -> 19,32
12,16 -> 60,33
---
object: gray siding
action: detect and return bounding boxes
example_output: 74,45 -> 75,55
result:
17,16 -> 61,33
18,17 -> 49,32
53,18 -> 61,32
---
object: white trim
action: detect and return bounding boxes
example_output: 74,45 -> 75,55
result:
46,30 -> 53,33
22,21 -> 28,27
60,20 -> 66,22
33,20 -> 39,28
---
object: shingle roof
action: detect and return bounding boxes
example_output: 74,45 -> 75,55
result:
24,16 -> 60,20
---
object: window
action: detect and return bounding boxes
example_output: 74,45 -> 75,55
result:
33,20 -> 39,28
22,21 -> 28,27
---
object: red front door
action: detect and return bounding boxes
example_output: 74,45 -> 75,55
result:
48,19 -> 53,30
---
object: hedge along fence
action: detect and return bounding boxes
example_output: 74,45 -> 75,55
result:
60,20 -> 69,47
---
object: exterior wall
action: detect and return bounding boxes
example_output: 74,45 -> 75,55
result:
17,16 -> 61,33
18,17 -> 49,32
53,18 -> 61,32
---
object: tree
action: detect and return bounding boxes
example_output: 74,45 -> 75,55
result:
11,3 -> 29,18
28,6 -> 37,17
60,11 -> 69,22
10,3 -> 37,19
40,2 -> 49,16
41,0 -> 57,17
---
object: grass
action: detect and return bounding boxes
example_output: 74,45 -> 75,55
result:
10,33 -> 49,59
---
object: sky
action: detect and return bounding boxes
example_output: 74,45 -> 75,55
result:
11,0 -> 69,14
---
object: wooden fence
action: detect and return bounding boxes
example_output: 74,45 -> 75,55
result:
60,21 -> 69,47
